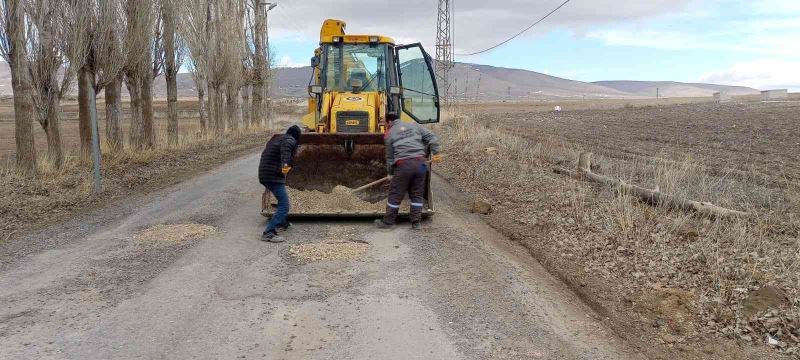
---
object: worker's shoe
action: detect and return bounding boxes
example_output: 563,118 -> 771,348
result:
374,219 -> 394,229
277,222 -> 292,232
261,231 -> 285,243
411,222 -> 422,231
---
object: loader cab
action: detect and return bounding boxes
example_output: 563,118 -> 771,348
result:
310,37 -> 440,133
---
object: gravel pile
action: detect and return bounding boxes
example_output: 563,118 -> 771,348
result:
136,224 -> 216,246
289,241 -> 370,262
287,186 -> 409,213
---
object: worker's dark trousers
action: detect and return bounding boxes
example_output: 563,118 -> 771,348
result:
383,158 -> 427,224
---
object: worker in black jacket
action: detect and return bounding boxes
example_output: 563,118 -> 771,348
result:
258,125 -> 301,242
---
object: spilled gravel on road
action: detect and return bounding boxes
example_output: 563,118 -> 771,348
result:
136,224 -> 216,247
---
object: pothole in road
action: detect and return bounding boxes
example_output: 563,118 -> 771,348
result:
135,223 -> 217,247
288,241 -> 370,263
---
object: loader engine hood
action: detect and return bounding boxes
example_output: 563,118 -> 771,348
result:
330,92 -> 378,133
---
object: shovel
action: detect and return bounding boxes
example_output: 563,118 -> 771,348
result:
350,160 -> 434,194
351,176 -> 391,194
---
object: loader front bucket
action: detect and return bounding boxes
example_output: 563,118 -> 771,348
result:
260,133 -> 434,219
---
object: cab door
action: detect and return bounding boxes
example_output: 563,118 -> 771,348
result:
394,43 -> 440,124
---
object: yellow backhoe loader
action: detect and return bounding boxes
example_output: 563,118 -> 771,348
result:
261,19 -> 441,218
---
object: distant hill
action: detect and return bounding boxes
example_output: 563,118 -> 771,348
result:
448,62 -> 633,99
0,61 -> 763,100
593,80 -> 760,98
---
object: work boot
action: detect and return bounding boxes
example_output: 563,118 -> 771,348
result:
411,222 -> 422,230
277,222 -> 292,232
374,219 -> 393,229
382,206 -> 399,226
410,206 -> 423,225
260,231 -> 285,243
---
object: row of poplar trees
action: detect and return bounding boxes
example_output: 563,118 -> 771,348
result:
0,0 -> 274,175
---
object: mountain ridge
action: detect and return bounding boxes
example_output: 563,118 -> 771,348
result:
0,62 -> 761,100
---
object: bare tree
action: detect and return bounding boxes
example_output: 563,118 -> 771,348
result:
24,0 -> 90,168
64,0 -> 138,157
123,0 -> 156,149
224,0 -> 247,132
249,0 -> 265,128
181,0 -> 210,134
207,0 -> 223,135
241,82 -> 250,129
0,0 -> 37,174
162,0 -> 179,145
96,0 -> 130,152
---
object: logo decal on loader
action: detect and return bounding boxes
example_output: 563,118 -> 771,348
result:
345,96 -> 363,102
345,120 -> 360,125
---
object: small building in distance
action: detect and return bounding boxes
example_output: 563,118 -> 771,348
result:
713,92 -> 731,103
761,89 -> 789,101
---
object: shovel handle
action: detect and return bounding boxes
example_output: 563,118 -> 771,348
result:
351,176 -> 391,193
351,161 -> 433,194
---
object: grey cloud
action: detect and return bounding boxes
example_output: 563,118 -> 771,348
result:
269,0 -> 696,55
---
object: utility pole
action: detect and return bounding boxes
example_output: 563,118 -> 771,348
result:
475,70 -> 482,101
89,84 -> 101,193
435,0 -> 454,108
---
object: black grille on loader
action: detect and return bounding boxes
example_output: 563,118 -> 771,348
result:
336,111 -> 370,133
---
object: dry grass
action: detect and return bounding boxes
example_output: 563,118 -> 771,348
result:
0,124 -> 276,241
440,109 -> 800,356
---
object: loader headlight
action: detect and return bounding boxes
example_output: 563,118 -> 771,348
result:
369,36 -> 379,43
333,36 -> 342,43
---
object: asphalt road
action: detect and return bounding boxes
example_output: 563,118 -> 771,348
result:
0,152 -> 641,359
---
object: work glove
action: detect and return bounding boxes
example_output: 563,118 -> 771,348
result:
281,164 -> 292,175
387,175 -> 394,181
431,154 -> 443,163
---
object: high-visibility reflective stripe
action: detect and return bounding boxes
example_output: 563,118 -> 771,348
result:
387,203 -> 400,209
410,203 -> 424,207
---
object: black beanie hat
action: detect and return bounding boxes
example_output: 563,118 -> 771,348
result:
286,125 -> 301,142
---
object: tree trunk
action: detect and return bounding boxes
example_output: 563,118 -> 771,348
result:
7,0 -> 37,175
164,2 -> 179,146
226,83 -> 240,132
104,75 -> 123,152
213,84 -> 225,135
208,83 -> 217,135
78,66 -> 95,160
241,84 -> 250,129
126,75 -> 144,149
265,80 -> 272,128
166,69 -> 179,145
251,81 -> 263,127
9,68 -> 37,175
197,83 -> 207,134
554,152 -> 750,218
43,93 -> 64,168
251,0 -> 265,128
141,73 -> 155,148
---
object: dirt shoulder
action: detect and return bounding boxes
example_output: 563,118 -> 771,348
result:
434,109 -> 796,359
0,130 -> 272,243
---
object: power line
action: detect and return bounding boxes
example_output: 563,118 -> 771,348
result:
455,0 -> 572,57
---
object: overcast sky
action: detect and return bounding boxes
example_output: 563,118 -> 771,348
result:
267,0 -> 800,90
